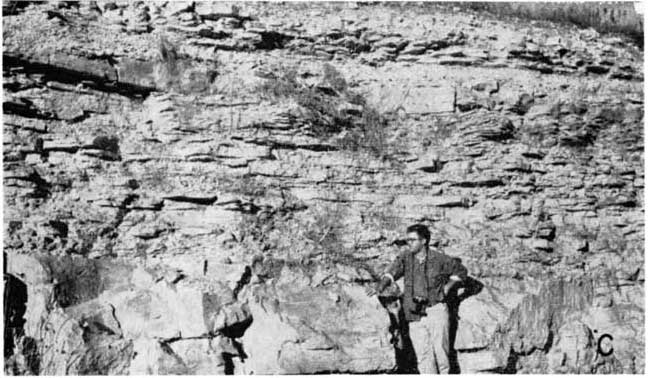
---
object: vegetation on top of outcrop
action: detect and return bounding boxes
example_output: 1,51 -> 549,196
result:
439,2 -> 644,47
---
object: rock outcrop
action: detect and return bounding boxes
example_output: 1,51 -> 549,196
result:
3,1 -> 644,375
238,262 -> 394,374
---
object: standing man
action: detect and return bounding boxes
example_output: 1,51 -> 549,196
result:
368,224 -> 467,374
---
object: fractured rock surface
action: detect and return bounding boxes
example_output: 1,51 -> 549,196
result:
3,1 -> 644,375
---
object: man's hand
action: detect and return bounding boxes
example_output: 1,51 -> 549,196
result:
366,276 -> 391,297
443,284 -> 451,297
443,277 -> 462,296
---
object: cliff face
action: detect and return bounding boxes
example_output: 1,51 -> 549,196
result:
3,1 -> 644,375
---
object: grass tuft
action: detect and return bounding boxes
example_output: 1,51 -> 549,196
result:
257,63 -> 390,158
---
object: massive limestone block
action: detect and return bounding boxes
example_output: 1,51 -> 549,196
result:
239,263 -> 395,374
457,350 -> 506,373
4,253 -> 252,374
580,302 -> 645,373
2,1 -> 644,375
24,303 -> 134,375
493,277 -> 594,356
454,285 -> 511,351
546,320 -> 596,373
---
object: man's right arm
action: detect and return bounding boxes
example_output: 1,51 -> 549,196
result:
377,253 -> 405,293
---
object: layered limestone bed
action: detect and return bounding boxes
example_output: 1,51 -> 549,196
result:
3,1 -> 644,375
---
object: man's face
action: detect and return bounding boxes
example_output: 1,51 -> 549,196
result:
406,232 -> 425,253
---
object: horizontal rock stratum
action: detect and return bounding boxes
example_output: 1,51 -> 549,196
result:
3,1 -> 644,375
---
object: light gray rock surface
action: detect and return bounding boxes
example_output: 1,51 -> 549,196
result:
3,1 -> 644,375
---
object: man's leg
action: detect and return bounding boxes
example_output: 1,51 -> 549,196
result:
428,302 -> 451,374
408,317 -> 434,373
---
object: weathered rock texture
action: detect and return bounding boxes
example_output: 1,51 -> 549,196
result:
3,1 -> 644,375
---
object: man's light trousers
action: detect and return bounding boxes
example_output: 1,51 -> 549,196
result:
408,302 -> 450,374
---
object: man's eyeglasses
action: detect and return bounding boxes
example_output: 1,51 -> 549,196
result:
406,238 -> 422,244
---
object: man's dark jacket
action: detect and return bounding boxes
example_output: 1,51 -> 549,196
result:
386,248 -> 467,322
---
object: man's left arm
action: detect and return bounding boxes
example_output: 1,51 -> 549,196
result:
443,257 -> 468,295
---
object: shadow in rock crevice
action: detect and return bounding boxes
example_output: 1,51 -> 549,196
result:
4,273 -> 27,359
3,55 -> 156,99
4,272 -> 40,375
222,338 -> 248,375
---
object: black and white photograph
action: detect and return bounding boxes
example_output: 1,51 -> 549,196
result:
2,0 -> 645,375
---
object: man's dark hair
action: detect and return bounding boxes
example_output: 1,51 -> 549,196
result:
406,224 -> 430,246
